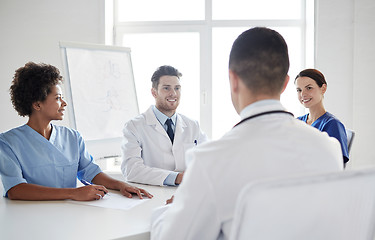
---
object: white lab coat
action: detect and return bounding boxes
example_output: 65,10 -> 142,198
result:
121,106 -> 208,186
151,100 -> 343,240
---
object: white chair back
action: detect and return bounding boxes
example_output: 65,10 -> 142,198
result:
230,168 -> 375,240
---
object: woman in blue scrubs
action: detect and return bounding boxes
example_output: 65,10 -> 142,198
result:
295,69 -> 349,165
0,62 -> 153,201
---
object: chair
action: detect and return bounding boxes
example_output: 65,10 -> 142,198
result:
346,129 -> 355,153
230,168 -> 375,240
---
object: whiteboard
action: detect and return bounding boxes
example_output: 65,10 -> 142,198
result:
60,42 -> 139,159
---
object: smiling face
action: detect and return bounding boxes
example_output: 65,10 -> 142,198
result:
295,76 -> 326,109
152,75 -> 181,117
36,85 -> 67,121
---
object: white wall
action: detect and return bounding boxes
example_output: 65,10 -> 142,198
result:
0,0 -> 104,132
352,0 -> 375,167
316,0 -> 375,168
0,0 -> 373,167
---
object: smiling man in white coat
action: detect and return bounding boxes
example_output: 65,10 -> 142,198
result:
150,27 -> 343,239
121,65 -> 207,186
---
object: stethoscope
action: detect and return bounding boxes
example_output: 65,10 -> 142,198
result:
233,110 -> 294,128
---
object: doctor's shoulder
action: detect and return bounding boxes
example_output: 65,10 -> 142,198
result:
122,115 -> 149,141
123,114 -> 147,130
295,120 -> 339,147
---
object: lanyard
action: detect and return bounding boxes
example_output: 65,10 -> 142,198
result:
234,110 -> 294,128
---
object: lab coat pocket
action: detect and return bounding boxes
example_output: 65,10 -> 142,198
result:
182,143 -> 196,168
173,143 -> 195,171
183,143 -> 195,152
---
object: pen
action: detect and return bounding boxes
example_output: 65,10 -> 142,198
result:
81,179 -> 109,195
81,179 -> 93,186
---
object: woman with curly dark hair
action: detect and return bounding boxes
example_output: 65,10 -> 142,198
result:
0,62 -> 152,201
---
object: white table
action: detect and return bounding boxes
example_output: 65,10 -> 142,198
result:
0,172 -> 175,240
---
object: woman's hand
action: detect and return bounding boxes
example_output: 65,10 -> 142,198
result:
118,182 -> 153,199
71,184 -> 108,201
91,172 -> 153,199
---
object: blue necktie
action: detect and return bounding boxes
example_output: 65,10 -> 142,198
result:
165,119 -> 174,144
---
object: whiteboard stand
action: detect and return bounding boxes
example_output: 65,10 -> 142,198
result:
59,41 -> 139,163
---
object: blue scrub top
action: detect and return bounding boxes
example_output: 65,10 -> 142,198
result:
0,124 -> 102,197
298,112 -> 349,163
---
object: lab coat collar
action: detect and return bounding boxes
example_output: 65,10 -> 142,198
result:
240,100 -> 286,120
145,106 -> 165,133
152,105 -> 177,126
144,106 -> 188,140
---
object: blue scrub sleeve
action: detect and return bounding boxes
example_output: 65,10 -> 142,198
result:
322,120 -> 349,162
75,132 -> 102,182
0,141 -> 27,197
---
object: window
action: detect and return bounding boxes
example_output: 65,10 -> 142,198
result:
212,0 -> 301,20
110,0 -> 314,139
117,0 -> 204,21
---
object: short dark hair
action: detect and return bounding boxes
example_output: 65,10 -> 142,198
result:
295,68 -> 327,87
10,62 -> 63,117
229,27 -> 289,95
151,65 -> 182,89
